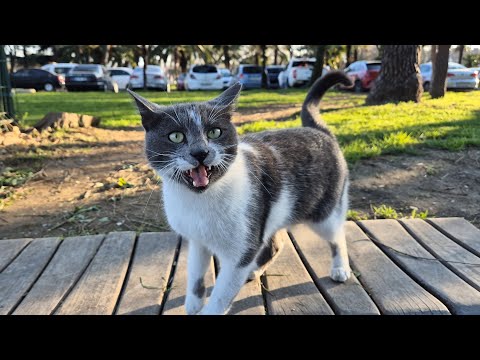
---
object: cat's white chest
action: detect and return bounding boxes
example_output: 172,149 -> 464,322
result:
161,154 -> 251,255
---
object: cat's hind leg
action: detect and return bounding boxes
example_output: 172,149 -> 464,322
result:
308,186 -> 351,282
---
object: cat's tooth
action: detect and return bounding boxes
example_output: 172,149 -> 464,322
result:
193,181 -> 197,187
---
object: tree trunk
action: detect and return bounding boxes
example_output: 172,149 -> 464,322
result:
430,45 -> 437,63
100,45 -> 111,65
9,45 -> 16,73
22,45 -> 28,67
261,45 -> 267,87
222,45 -> 230,70
274,47 -> 278,65
429,45 -> 451,99
254,53 -> 259,65
353,46 -> 358,61
366,45 -> 423,105
458,45 -> 464,64
346,45 -> 352,66
143,45 -> 149,90
310,45 -> 326,85
179,49 -> 187,73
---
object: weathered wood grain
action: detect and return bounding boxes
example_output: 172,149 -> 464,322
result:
400,219 -> 480,292
263,230 -> 334,315
428,218 -> 480,256
55,232 -> 135,315
228,277 -> 265,315
289,223 -> 380,315
345,222 -> 449,315
13,235 -> 105,315
360,220 -> 480,315
0,238 -> 32,272
0,237 -> 61,315
162,240 -> 216,315
116,232 -> 179,315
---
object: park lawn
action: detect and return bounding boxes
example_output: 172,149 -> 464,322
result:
238,91 -> 480,163
15,89 -> 480,164
15,88 -> 318,128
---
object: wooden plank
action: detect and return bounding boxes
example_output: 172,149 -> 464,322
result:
55,231 -> 136,315
400,219 -> 480,292
360,220 -> 480,315
289,223 -> 380,315
0,238 -> 32,272
13,235 -> 105,315
428,218 -> 480,255
0,237 -> 61,315
162,240 -> 216,315
229,277 -> 265,315
116,232 -> 179,315
263,230 -> 334,315
345,222 -> 449,315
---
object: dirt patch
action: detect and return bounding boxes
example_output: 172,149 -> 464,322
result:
1,108 -> 479,240
349,149 -> 480,227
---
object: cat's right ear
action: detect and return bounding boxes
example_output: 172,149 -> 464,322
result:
208,82 -> 242,112
127,89 -> 158,130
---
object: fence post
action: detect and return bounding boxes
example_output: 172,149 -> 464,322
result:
0,45 -> 15,119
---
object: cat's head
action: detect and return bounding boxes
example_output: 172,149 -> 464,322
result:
128,83 -> 242,193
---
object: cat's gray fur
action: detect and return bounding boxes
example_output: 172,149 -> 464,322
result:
128,71 -> 354,315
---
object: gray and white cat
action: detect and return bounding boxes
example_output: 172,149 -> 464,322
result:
128,71 -> 353,315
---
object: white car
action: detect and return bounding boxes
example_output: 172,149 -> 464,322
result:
41,63 -> 78,76
278,57 -> 315,88
420,62 -> 479,91
107,67 -> 133,90
185,65 -> 223,90
218,68 -> 233,89
128,65 -> 170,91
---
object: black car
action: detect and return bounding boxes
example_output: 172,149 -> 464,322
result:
10,68 -> 65,92
65,64 -> 118,92
265,65 -> 285,89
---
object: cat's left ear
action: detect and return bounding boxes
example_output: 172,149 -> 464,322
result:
126,88 -> 159,116
208,82 -> 242,113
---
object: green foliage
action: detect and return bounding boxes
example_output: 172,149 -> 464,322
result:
410,208 -> 429,219
347,210 -> 369,221
372,204 -> 399,219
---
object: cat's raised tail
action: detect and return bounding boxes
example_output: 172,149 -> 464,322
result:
301,71 -> 353,136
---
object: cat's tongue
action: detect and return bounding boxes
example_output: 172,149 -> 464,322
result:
191,165 -> 209,187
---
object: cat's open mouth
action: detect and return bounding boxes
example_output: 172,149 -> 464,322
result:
184,165 -> 213,189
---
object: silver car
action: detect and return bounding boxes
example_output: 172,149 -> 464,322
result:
420,62 -> 479,91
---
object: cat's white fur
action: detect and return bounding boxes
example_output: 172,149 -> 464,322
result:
161,142 -> 350,314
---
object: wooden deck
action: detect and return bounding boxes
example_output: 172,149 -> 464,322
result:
1,217 -> 480,315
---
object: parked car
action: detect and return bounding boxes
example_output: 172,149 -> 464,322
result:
231,64 -> 263,89
278,58 -> 316,88
219,68 -> 233,89
107,67 -> 133,90
65,64 -> 118,92
176,73 -> 187,91
41,63 -> 78,76
128,65 -> 170,91
342,60 -> 381,92
11,68 -> 65,92
185,65 -> 223,90
265,65 -> 285,89
420,62 -> 479,91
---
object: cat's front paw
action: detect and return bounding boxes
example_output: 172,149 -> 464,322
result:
330,266 -> 351,282
185,295 -> 205,315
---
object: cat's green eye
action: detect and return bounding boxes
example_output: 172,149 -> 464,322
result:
168,131 -> 185,143
207,128 -> 222,139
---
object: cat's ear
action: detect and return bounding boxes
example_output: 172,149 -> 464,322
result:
209,82 -> 242,112
126,89 -> 161,130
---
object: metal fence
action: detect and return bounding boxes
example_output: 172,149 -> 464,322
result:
0,45 -> 15,118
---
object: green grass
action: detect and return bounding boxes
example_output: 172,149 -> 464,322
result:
238,91 -> 480,163
15,89 -> 480,163
15,88 -> 311,128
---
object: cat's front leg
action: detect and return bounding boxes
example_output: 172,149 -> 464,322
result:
198,260 -> 253,315
185,240 -> 212,315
